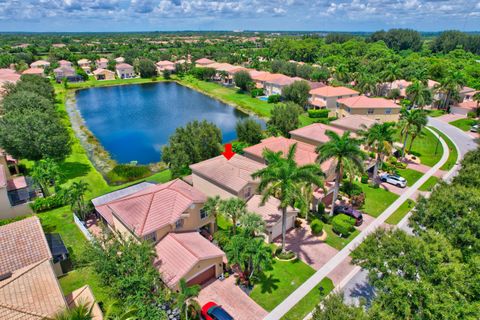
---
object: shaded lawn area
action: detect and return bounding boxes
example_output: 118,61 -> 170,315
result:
357,182 -> 399,217
418,176 -> 439,192
448,118 -> 478,131
283,277 -> 334,320
323,223 -> 360,250
395,128 -> 442,167
59,266 -> 111,306
395,168 -> 423,186
250,259 -> 327,312
429,127 -> 459,171
385,199 -> 416,225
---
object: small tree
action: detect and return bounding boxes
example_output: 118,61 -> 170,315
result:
136,58 -> 157,78
282,80 -> 311,107
239,212 -> 266,237
235,118 -> 263,145
64,180 -> 89,220
268,102 -> 302,137
233,70 -> 252,91
218,198 -> 247,235
176,279 -> 200,320
31,158 -> 61,197
53,302 -> 94,320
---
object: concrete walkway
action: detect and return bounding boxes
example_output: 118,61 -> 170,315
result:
264,128 -> 450,320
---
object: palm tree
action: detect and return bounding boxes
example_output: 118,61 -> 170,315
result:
64,180 -> 90,220
381,63 -> 401,92
358,123 -> 395,185
398,108 -> 428,158
103,303 -> 138,320
438,71 -> 466,110
54,302 -> 94,320
203,195 -> 220,232
357,74 -> 379,96
218,198 -> 247,235
252,143 -> 324,252
316,131 -> 365,216
406,80 -> 433,109
176,279 -> 200,320
239,212 -> 266,237
334,64 -> 350,83
31,158 -> 61,197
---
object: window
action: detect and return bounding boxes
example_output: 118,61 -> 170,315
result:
385,108 -> 392,114
200,208 -> 208,220
175,219 -> 184,229
367,108 -> 374,115
143,232 -> 157,242
244,186 -> 252,199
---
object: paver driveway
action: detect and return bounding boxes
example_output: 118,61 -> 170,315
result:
275,224 -> 339,270
197,276 -> 267,320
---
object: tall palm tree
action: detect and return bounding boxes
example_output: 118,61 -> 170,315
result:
357,73 -> 379,96
398,108 -> 428,158
218,198 -> 247,235
358,123 -> 395,185
438,71 -> 466,110
64,180 -> 90,220
406,80 -> 433,109
252,144 -> 324,252
316,131 -> 365,216
176,279 -> 200,320
203,195 -> 220,231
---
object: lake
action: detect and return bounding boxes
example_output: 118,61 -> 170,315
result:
75,82 -> 264,164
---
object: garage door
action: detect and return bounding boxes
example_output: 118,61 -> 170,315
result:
187,265 -> 216,286
270,215 -> 295,240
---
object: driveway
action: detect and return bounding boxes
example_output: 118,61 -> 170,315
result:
275,224 -> 339,270
197,277 -> 267,320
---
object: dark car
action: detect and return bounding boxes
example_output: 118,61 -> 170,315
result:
333,205 -> 363,226
201,302 -> 234,320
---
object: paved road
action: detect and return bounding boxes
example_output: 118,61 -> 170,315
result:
428,117 -> 477,157
264,128 -> 450,320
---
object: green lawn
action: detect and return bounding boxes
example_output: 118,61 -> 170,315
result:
357,182 -> 399,217
418,176 -> 439,191
59,266 -> 111,306
385,199 -> 415,225
427,109 -> 446,117
250,259 -> 326,311
395,168 -> 423,186
282,278 -> 334,320
406,128 -> 443,167
429,127 -> 458,171
448,118 -> 478,131
323,224 -> 360,250
66,76 -> 167,90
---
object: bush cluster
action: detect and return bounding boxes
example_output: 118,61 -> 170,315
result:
267,94 -> 281,103
310,219 -> 324,235
308,109 -> 329,118
30,193 -> 66,213
332,214 -> 355,237
107,164 -> 151,183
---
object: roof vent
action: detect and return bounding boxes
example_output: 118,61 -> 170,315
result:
0,272 -> 12,281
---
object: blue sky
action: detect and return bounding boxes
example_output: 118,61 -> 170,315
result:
0,0 -> 479,32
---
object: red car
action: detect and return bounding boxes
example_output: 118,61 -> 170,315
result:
201,302 -> 234,320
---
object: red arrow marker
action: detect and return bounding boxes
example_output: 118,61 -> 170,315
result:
222,143 -> 236,160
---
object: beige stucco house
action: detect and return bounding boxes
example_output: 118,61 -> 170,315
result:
96,58 -> 109,69
308,85 -> 359,114
30,60 -> 50,69
93,68 -> 115,80
336,96 -> 401,122
115,63 -> 134,79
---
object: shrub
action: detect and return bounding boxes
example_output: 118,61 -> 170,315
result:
389,156 -> 398,164
275,247 -> 296,260
267,94 -> 281,103
213,230 -> 230,249
308,109 -> 329,118
341,181 -> 364,196
395,162 -> 407,169
332,214 -> 355,237
30,193 -> 66,212
317,202 -> 325,215
315,118 -> 330,124
295,219 -> 303,228
310,219 -> 324,235
231,141 -> 248,154
251,88 -> 264,97
467,111 -> 476,118
107,164 -> 151,183
328,116 -> 338,121
361,175 -> 369,184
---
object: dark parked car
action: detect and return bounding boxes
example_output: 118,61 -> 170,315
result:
333,205 -> 364,226
201,302 -> 234,320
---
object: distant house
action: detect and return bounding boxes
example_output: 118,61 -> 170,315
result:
156,60 -> 175,73
114,56 -> 125,64
52,43 -> 66,48
336,96 -> 401,122
248,70 -> 272,89
451,86 -> 479,115
54,66 -> 82,82
22,67 -> 45,77
382,79 -> 412,97
96,57 -> 109,69
58,60 -> 73,68
93,68 -> 115,81
263,74 -> 302,96
329,115 -> 378,132
0,151 -> 38,219
308,86 -> 359,113
0,217 -> 103,319
115,63 -> 134,79
30,59 -> 50,69
77,59 -> 91,74
195,58 -> 215,67
0,68 -> 21,97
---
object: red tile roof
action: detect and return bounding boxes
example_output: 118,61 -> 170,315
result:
290,123 -> 347,144
22,68 -> 44,75
309,85 -> 359,97
329,115 -> 378,132
6,176 -> 28,191
265,74 -> 299,86
246,195 -> 296,227
195,58 -> 215,65
337,96 -> 400,109
96,179 -> 206,237
455,100 -> 478,110
115,63 -> 133,70
154,232 -> 225,288
156,60 -> 175,67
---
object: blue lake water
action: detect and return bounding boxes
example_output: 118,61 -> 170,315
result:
76,82 -> 264,164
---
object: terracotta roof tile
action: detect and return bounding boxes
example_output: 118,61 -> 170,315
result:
309,85 -> 359,97
246,195 -> 296,227
337,96 -> 400,109
290,123 -> 347,145
329,115 -> 378,132
195,58 -> 215,65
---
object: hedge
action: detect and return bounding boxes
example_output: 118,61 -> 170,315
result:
30,193 -> 66,213
107,164 -> 151,183
267,94 -> 281,103
332,214 -> 356,237
308,109 -> 329,118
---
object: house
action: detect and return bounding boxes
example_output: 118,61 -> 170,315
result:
0,152 -> 38,219
289,123 -> 347,147
93,68 -> 116,81
22,67 -> 45,77
190,154 -> 265,200
248,70 -> 272,89
92,179 -> 225,290
153,232 -> 225,290
77,59 -> 91,74
53,66 -> 81,82
215,64 -> 248,85
58,60 -> 73,68
114,56 -> 125,64
308,86 -> 359,113
156,60 -> 176,73
30,60 -> 50,69
195,58 -> 215,67
115,63 -> 134,79
459,86 -> 477,101
96,57 -> 109,69
246,195 -> 298,242
263,74 -> 302,96
0,69 -> 21,97
382,79 -> 412,97
336,96 -> 401,122
329,115 -> 378,132
0,217 -> 103,319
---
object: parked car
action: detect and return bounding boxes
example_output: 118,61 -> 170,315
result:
201,302 -> 234,320
333,205 -> 363,226
471,124 -> 478,132
380,173 -> 407,188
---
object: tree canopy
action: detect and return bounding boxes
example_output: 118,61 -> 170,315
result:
267,102 -> 302,136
